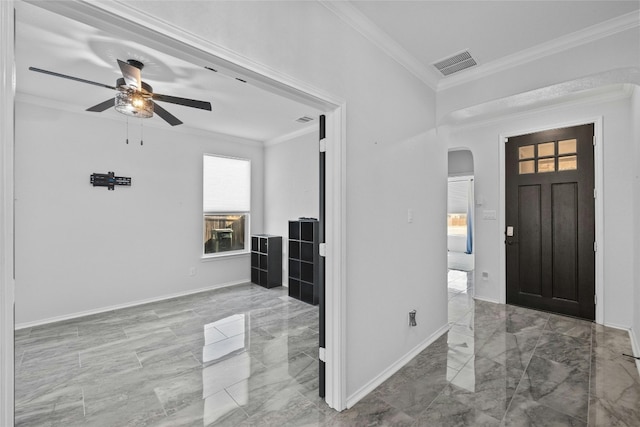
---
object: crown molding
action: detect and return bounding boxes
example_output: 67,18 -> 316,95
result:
438,10 -> 640,91
25,0 -> 343,111
321,2 -> 638,93
319,0 -> 439,90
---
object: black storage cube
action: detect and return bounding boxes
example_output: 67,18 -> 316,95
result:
250,235 -> 282,289
288,219 -> 319,305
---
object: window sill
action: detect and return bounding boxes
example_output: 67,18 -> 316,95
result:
201,251 -> 250,262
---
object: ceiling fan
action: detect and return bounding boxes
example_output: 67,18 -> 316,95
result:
29,59 -> 212,126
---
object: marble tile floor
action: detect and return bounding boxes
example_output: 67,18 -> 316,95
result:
14,275 -> 640,426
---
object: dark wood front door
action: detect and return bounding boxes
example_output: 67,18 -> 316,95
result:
506,124 -> 595,320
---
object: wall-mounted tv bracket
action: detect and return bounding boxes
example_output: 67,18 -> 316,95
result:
90,172 -> 131,191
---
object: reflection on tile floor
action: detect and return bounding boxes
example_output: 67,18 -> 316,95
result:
15,274 -> 640,426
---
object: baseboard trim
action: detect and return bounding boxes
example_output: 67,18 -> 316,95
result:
15,279 -> 249,330
473,295 -> 500,305
345,323 -> 450,409
629,328 -> 640,378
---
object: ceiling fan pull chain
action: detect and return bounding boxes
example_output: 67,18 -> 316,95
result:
140,120 -> 144,146
125,118 -> 129,144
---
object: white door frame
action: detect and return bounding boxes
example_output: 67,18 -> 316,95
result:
3,0 -> 347,411
0,1 -> 15,423
499,117 -> 604,324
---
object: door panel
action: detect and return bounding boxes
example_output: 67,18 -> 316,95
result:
518,185 -> 541,296
506,124 -> 595,320
551,183 -> 578,301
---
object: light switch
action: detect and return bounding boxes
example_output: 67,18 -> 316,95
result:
407,209 -> 413,223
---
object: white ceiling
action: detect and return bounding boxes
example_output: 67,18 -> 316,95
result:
14,1 -> 324,142
14,1 -> 640,138
350,0 -> 639,76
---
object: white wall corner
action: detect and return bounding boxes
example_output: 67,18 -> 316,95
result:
0,1 -> 15,424
629,328 -> 640,378
318,0 -> 438,90
345,323 -> 449,409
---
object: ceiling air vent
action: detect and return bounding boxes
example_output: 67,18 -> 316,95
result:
295,116 -> 314,123
433,50 -> 477,76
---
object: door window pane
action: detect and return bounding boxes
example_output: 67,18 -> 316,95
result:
519,145 -> 535,160
538,158 -> 555,173
538,142 -> 555,157
558,155 -> 577,171
519,160 -> 535,174
558,139 -> 577,155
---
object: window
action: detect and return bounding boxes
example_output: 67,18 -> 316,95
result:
518,139 -> 577,174
203,155 -> 250,256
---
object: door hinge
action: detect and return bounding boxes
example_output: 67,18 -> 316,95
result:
319,347 -> 326,362
594,294 -> 597,305
594,241 -> 597,252
319,138 -> 327,153
319,242 -> 327,257
593,136 -> 596,146
594,188 -> 597,199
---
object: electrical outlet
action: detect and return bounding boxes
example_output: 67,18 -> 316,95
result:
189,267 -> 197,277
482,271 -> 489,281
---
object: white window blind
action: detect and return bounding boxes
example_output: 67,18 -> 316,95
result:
203,155 -> 250,212
448,178 -> 471,213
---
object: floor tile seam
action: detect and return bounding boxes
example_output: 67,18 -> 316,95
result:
81,387 -> 86,417
530,351 -> 591,375
221,386 -> 258,420
501,314 -> 551,425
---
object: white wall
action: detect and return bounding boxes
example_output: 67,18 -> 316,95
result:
14,101 -> 265,325
632,86 -> 640,351
264,129 -> 319,285
444,91 -> 636,328
123,0 -> 445,401
448,149 -> 474,177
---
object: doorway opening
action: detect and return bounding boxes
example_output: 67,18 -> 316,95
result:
447,149 -> 475,321
2,0 -> 347,419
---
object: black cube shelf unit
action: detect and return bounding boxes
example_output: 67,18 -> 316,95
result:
288,219 -> 319,305
251,235 -> 282,289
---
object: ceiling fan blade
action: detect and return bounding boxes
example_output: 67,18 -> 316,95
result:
152,101 -> 183,126
117,59 -> 141,90
86,98 -> 114,112
29,67 -> 116,90
152,93 -> 212,111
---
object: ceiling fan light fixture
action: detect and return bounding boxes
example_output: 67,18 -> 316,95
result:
115,90 -> 154,118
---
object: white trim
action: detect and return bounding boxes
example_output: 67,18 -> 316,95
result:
28,0 -> 341,110
629,328 -> 640,378
17,0 -> 348,411
263,124 -> 316,147
346,323 -> 449,409
324,105 -> 347,410
15,280 -> 250,330
0,1 -> 15,424
473,295 -> 500,305
499,117 -> 604,325
319,0 -> 438,90
439,11 -> 640,91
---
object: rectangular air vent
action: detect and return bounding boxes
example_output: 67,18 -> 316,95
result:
433,50 -> 477,76
296,116 -> 314,123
